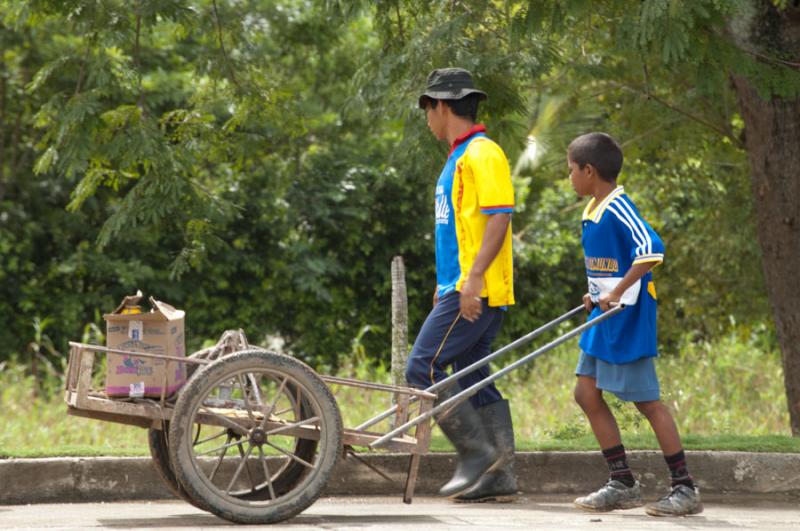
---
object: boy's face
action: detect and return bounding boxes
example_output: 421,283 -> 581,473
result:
424,100 -> 447,141
567,155 -> 593,196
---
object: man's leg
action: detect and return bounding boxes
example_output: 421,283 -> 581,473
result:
452,305 -> 504,409
405,292 -> 501,497
452,310 -> 518,502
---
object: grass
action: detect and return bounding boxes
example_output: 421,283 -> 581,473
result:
1,325 -> 795,458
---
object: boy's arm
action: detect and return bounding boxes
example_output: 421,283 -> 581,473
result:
460,213 -> 511,321
598,262 -> 655,311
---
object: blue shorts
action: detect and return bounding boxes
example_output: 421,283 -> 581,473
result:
575,351 -> 660,403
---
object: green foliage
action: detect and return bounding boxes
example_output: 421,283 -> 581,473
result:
0,0 -> 797,425
0,324 -> 791,457
0,1 -> 434,369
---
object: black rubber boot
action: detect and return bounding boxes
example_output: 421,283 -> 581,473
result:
454,399 -> 519,502
434,386 -> 500,497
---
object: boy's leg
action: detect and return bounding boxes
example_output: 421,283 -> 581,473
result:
574,375 -> 622,449
573,365 -> 642,512
636,400 -> 703,516
634,400 -> 683,456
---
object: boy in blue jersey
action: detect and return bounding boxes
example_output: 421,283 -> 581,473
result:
404,68 -> 517,502
567,132 -> 703,517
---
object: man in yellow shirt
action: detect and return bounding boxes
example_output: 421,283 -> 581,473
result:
405,68 -> 516,502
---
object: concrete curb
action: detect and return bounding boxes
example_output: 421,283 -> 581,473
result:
1,451 -> 798,505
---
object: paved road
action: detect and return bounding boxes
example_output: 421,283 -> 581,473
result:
1,496 -> 798,530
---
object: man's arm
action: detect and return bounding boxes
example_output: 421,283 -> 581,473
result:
459,213 -> 511,321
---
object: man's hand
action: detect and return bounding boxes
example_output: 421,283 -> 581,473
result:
583,292 -> 593,312
459,273 -> 484,322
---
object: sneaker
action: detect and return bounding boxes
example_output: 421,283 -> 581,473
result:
573,480 -> 644,512
645,484 -> 704,516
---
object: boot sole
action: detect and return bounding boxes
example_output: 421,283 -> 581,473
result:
452,493 -> 518,504
441,456 -> 504,498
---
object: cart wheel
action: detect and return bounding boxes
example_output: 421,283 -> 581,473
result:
147,423 -> 206,509
168,349 -> 342,525
149,389 -> 318,506
148,394 -> 318,508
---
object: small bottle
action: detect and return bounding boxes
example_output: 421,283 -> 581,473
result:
121,303 -> 141,315
120,290 -> 143,314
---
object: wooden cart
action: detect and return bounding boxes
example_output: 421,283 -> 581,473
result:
64,305 -> 622,524
65,330 -> 437,524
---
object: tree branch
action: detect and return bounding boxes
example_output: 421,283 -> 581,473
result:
394,2 -> 405,44
134,7 -> 145,113
212,0 -> 242,92
744,47 -> 800,69
74,37 -> 92,97
0,59 -> 6,194
609,79 -> 744,149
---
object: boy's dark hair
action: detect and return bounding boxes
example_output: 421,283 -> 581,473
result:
568,132 -> 623,182
425,93 -> 482,122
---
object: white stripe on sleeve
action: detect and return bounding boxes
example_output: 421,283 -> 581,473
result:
606,203 -> 646,255
615,197 -> 653,255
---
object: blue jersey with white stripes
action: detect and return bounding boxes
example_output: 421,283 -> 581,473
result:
578,186 -> 664,364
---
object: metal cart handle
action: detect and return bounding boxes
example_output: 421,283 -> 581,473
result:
370,303 -> 625,448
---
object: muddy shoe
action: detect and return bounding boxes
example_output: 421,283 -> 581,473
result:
645,484 -> 703,516
573,480 -> 644,512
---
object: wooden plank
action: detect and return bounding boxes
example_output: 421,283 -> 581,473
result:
341,429 -> 417,452
393,393 -> 410,430
402,396 -> 435,504
67,342 -> 209,366
65,345 -> 79,392
77,395 -> 172,421
403,453 -> 422,504
411,397 -> 434,454
75,349 -> 95,410
67,406 -> 153,429
320,375 -> 436,399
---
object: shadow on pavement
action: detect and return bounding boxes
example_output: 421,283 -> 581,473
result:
521,500 -> 737,529
99,513 -> 441,528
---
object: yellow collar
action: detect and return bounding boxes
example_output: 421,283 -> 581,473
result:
582,186 -> 624,223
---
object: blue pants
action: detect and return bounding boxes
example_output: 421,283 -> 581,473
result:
405,291 -> 504,408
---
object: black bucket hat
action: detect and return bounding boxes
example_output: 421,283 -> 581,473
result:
418,67 -> 488,109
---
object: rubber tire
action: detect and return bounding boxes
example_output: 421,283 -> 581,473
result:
149,397 -> 318,505
168,349 -> 342,525
148,423 -> 210,509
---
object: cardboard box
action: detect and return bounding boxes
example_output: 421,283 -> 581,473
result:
104,293 -> 187,398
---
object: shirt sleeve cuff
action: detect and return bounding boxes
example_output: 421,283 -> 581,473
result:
632,254 -> 664,266
480,206 -> 514,215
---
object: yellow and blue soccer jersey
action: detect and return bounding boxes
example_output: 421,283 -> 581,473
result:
579,186 -> 664,364
435,125 -> 515,307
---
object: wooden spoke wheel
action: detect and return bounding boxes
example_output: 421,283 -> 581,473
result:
168,350 -> 342,525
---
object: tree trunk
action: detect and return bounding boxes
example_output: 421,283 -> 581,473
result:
731,2 -> 800,435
